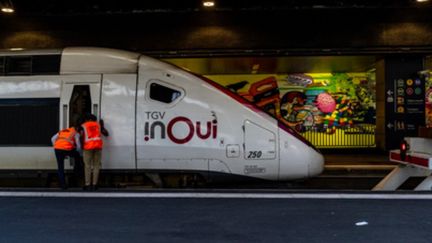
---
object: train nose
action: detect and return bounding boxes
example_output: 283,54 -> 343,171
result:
307,148 -> 324,177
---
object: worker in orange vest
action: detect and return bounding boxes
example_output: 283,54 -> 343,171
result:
81,114 -> 109,190
51,126 -> 82,189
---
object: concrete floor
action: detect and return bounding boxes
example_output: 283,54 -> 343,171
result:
0,192 -> 432,243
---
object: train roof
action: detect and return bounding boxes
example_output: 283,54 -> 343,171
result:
0,48 -> 62,56
61,47 -> 140,74
0,47 -> 142,76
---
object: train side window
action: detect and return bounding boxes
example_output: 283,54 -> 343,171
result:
149,82 -> 182,104
0,98 -> 59,146
6,56 -> 32,75
0,55 -> 61,76
32,55 -> 61,75
0,57 -> 4,75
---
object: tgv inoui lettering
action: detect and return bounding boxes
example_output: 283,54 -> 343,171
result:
144,116 -> 217,144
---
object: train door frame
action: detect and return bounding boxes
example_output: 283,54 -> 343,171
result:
60,75 -> 102,129
243,119 -> 279,177
59,75 -> 101,169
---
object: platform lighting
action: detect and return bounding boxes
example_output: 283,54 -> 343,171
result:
416,0 -> 429,2
1,7 -> 14,13
1,0 -> 14,13
203,1 -> 215,7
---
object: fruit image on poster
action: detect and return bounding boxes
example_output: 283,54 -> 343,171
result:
280,73 -> 375,137
207,72 -> 376,148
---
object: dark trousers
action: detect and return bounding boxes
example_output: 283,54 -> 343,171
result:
54,149 -> 83,188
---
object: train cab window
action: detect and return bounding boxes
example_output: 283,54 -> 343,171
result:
149,82 -> 182,104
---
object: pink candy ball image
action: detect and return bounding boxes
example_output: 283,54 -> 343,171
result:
316,92 -> 336,113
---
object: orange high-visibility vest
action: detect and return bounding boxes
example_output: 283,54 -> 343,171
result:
54,127 -> 77,150
82,121 -> 103,150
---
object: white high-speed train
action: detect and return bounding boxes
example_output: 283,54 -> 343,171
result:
0,47 -> 323,182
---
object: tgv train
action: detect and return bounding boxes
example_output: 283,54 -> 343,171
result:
0,47 -> 324,182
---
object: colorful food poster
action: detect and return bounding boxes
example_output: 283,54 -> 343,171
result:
207,72 -> 376,148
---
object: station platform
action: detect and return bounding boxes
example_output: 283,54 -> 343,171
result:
0,152 -> 400,190
1,190 -> 432,243
0,152 -> 429,242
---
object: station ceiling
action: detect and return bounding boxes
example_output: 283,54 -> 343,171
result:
7,0 -> 432,16
0,0 -> 432,74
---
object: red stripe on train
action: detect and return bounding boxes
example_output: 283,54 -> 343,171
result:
390,152 -> 429,168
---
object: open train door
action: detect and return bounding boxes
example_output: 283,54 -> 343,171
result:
243,120 -> 279,178
59,75 -> 101,169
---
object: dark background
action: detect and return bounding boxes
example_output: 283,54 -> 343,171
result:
0,0 -> 431,56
